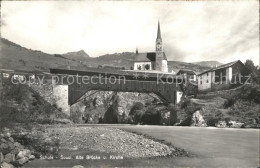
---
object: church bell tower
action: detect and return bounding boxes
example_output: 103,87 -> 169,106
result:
155,21 -> 164,71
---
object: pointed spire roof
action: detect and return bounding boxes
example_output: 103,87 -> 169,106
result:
157,20 -> 162,40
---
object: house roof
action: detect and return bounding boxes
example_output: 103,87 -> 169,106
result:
198,60 -> 242,76
213,60 -> 240,71
176,69 -> 196,75
134,52 -> 167,62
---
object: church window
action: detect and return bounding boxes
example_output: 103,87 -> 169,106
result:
145,64 -> 150,70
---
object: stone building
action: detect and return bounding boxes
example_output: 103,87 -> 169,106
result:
197,60 -> 249,91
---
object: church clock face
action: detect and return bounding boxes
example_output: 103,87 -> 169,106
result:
156,44 -> 162,51
156,40 -> 162,51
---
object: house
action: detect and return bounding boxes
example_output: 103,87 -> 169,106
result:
176,69 -> 197,83
133,21 -> 168,73
197,60 -> 249,91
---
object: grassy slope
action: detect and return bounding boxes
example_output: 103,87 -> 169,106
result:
185,84 -> 260,126
0,76 -> 68,128
0,38 -> 86,72
0,38 -> 211,72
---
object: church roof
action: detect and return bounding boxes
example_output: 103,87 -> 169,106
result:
134,52 -> 167,62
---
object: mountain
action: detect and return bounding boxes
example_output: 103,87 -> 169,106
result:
192,61 -> 223,67
0,38 -> 211,73
62,50 -> 90,61
80,53 -> 211,72
0,38 -> 87,72
84,52 -> 135,69
167,61 -> 210,74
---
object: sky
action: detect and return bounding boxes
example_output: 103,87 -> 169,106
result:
1,1 -> 259,65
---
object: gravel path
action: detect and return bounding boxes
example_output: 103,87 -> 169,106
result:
45,126 -> 175,158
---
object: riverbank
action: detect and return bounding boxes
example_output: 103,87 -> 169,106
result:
25,125 -> 259,167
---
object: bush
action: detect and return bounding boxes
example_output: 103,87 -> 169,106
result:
206,116 -> 220,126
240,84 -> 260,103
180,97 -> 191,109
183,82 -> 198,97
132,110 -> 143,124
70,110 -> 82,123
141,107 -> 161,125
168,104 -> 178,125
224,117 -> 231,123
129,102 -> 145,116
205,109 -> 224,126
103,95 -> 119,124
223,98 -> 236,109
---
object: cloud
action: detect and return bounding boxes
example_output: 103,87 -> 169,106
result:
1,1 -> 259,65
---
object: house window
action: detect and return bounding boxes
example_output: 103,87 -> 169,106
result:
200,81 -> 202,85
206,79 -> 209,83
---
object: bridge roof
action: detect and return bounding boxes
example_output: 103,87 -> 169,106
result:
50,68 -> 182,82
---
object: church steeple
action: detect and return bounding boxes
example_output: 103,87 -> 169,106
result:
157,20 -> 162,40
156,20 -> 162,52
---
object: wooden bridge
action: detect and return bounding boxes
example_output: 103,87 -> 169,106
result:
50,68 -> 184,106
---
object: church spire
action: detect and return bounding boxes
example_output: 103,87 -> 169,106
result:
157,20 -> 162,40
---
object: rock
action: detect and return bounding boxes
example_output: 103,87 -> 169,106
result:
8,137 -> 14,143
3,153 -> 15,163
72,165 -> 85,168
16,149 -> 31,159
11,147 -> 20,155
1,162 -> 14,168
13,142 -> 21,148
216,121 -> 227,128
228,121 -> 244,128
0,143 -> 10,155
190,110 -> 207,127
13,157 -> 29,166
1,138 -> 7,143
6,142 -> 14,150
5,132 -> 11,138
244,124 -> 260,128
29,155 -> 35,160
54,119 -> 73,124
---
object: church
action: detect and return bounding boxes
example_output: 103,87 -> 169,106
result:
133,21 -> 168,73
